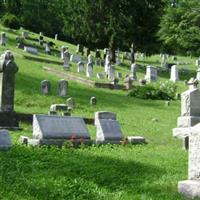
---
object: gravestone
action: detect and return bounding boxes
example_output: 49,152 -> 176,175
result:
70,54 -> 81,63
105,54 -> 111,75
24,46 -> 38,55
0,32 -> 7,46
55,34 -> 58,40
145,65 -> 157,82
0,130 -> 12,150
41,80 -> 50,95
170,65 -> 179,82
173,79 -> 200,142
0,51 -> 19,128
124,75 -> 133,90
130,63 -> 137,80
45,41 -> 51,54
22,31 -> 29,38
61,46 -> 67,59
196,69 -> 200,81
90,97 -> 97,105
88,54 -> 93,64
77,61 -> 84,73
67,97 -> 75,109
95,111 -> 124,144
58,79 -> 68,96
108,65 -> 115,81
38,34 -> 43,46
178,123 -> 200,198
86,62 -> 93,77
63,50 -> 70,69
21,114 -> 91,146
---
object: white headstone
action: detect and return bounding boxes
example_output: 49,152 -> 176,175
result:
130,63 -> 137,80
170,65 -> 179,82
105,54 -> 111,75
61,46 -> 67,59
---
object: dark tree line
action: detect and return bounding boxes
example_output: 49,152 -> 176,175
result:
1,0 -> 171,55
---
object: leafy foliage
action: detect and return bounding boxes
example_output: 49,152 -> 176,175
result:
128,81 -> 177,100
1,13 -> 20,29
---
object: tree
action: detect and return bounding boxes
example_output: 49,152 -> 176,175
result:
158,0 -> 200,55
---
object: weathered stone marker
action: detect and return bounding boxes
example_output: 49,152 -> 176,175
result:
58,79 -> 68,96
0,51 -> 19,128
0,130 -> 12,150
0,32 -> 7,46
95,111 -> 124,144
41,80 -> 51,95
170,65 -> 179,82
145,65 -> 157,82
178,123 -> 200,199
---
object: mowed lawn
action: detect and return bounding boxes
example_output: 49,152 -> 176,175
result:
0,26 -> 196,200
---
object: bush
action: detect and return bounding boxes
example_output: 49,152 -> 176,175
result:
1,14 -> 20,30
128,81 -> 177,100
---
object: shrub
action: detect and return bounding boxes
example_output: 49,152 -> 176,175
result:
128,81 -> 177,100
1,14 -> 20,30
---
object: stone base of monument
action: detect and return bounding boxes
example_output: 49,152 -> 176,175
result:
178,180 -> 200,199
0,112 -> 20,130
177,116 -> 200,128
173,127 -> 191,139
20,136 -> 93,147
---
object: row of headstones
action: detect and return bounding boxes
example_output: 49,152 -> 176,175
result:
172,78 -> 200,198
17,111 -> 145,147
41,79 -> 68,96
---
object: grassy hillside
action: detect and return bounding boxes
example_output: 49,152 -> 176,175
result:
0,25 -> 197,200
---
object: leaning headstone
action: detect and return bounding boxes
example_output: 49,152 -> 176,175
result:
173,78 -> 200,140
178,123 -> 200,199
170,65 -> 179,82
0,130 -> 12,150
130,63 -> 137,80
90,97 -> 97,105
41,80 -> 51,95
24,46 -> 38,55
145,65 -> 157,82
67,97 -> 75,109
58,79 -> 68,96
95,111 -> 124,144
0,32 -> 7,46
77,61 -> 84,73
86,62 -> 93,77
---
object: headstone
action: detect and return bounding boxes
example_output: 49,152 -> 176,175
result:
127,136 -> 145,144
70,54 -> 81,63
196,69 -> 200,81
105,54 -> 111,75
41,80 -> 51,95
21,114 -> 91,146
63,50 -> 70,69
0,32 -> 7,46
24,46 -> 38,55
38,34 -> 43,46
130,63 -> 137,80
61,46 -> 67,59
96,73 -> 105,79
77,61 -> 84,73
55,34 -> 58,40
58,79 -> 68,96
22,31 -> 29,38
95,111 -> 124,144
173,78 -> 200,140
170,65 -> 179,82
50,104 -> 68,112
86,62 -> 93,77
90,97 -> 97,105
0,51 -> 18,112
0,130 -> 12,150
124,75 -> 133,90
107,65 -> 115,81
145,65 -> 157,82
67,97 -> 75,109
178,123 -> 200,198
45,41 -> 51,54
88,54 -> 93,64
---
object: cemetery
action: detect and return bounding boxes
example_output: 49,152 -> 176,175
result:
0,1 -> 200,199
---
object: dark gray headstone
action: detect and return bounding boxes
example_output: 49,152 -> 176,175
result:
0,130 -> 12,150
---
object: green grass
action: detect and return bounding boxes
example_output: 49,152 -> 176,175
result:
0,25 -> 198,199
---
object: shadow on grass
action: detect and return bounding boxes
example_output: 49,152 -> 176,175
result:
0,145 -> 183,200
